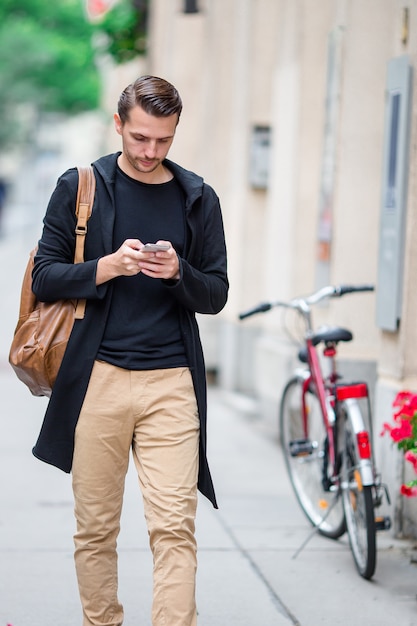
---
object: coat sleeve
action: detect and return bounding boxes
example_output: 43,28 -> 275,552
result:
32,169 -> 106,303
165,184 -> 228,315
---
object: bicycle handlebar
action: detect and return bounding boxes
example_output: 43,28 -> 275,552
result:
337,284 -> 374,296
238,302 -> 273,320
238,284 -> 375,320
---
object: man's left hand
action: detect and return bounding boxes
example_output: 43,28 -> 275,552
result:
138,241 -> 180,280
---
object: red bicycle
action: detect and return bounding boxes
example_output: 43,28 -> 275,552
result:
239,284 -> 390,579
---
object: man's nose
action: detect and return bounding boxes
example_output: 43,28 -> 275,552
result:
144,141 -> 157,158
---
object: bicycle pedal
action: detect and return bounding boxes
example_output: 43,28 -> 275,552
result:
289,438 -> 315,457
375,515 -> 391,531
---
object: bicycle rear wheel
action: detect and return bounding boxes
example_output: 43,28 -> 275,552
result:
279,377 -> 345,539
340,400 -> 376,579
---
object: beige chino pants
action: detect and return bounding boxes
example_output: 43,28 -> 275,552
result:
72,361 -> 200,626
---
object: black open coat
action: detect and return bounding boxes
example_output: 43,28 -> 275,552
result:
31,153 -> 228,508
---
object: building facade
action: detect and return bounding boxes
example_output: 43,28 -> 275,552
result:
143,0 -> 417,536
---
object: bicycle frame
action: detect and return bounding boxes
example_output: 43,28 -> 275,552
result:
304,337 -> 337,471
299,336 -> 375,489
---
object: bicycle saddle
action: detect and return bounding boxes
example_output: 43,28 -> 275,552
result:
298,326 -> 353,363
312,326 -> 353,345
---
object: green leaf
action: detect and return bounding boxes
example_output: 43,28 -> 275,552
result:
95,0 -> 148,64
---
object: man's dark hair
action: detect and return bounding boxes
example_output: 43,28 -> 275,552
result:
118,75 -> 183,124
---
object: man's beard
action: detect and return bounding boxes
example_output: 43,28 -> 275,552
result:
127,151 -> 160,174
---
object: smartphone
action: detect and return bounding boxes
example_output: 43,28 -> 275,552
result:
141,243 -> 170,252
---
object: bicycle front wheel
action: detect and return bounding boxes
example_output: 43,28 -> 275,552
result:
340,400 -> 376,579
279,377 -> 345,539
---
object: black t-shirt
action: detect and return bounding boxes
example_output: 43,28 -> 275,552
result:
97,166 -> 188,370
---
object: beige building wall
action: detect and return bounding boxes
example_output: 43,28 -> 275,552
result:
146,0 -> 417,535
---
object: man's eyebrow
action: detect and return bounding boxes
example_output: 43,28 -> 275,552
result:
131,132 -> 174,140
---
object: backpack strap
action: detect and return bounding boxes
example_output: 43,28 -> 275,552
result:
74,166 -> 96,319
74,166 -> 95,264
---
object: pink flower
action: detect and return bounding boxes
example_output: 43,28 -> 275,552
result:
382,391 -> 417,497
404,449 -> 417,473
393,391 -> 417,419
380,422 -> 392,436
393,391 -> 417,406
400,484 -> 417,497
389,418 -> 413,442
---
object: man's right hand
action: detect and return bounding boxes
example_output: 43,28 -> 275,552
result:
96,239 -> 144,285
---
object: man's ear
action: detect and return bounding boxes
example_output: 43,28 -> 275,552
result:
114,113 -> 123,136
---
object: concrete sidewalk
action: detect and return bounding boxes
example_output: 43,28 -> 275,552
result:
0,226 -> 417,626
1,376 -> 417,626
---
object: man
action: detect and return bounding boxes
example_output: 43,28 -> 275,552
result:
32,75 -> 228,626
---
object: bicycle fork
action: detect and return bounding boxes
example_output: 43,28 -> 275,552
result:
336,384 -> 391,529
337,385 -> 374,485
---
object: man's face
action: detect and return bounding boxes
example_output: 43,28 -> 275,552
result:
114,105 -> 178,179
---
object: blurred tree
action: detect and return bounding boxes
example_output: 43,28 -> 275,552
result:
0,0 -> 99,111
0,0 -> 148,148
96,0 -> 148,63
